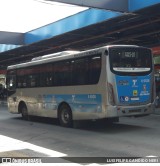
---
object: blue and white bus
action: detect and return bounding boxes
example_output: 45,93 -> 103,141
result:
6,45 -> 155,127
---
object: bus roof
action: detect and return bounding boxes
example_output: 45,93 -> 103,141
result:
7,45 -> 147,70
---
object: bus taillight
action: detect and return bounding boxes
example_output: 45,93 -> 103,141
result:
108,83 -> 115,106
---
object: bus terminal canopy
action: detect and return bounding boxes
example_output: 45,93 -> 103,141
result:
0,0 -> 160,70
45,0 -> 160,13
45,0 -> 128,12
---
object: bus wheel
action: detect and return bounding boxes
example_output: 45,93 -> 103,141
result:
21,105 -> 28,120
58,104 -> 73,127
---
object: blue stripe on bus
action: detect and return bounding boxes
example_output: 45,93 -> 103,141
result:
39,94 -> 102,113
116,75 -> 151,104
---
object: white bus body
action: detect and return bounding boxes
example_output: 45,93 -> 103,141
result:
6,45 -> 155,127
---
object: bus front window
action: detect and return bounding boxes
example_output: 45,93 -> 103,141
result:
7,74 -> 16,91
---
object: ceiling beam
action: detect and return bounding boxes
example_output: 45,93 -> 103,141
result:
0,31 -> 24,45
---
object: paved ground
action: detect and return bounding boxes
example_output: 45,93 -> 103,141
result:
0,101 -> 160,165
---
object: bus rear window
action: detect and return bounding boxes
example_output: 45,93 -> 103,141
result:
109,47 -> 152,75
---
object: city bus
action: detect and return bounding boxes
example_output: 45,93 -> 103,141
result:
6,45 -> 155,127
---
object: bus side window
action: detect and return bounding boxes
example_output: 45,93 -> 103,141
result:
28,75 -> 39,87
40,73 -> 46,87
54,62 -> 62,86
54,61 -> 72,86
89,55 -> 101,84
17,76 -> 22,88
72,58 -> 89,85
22,76 -> 27,88
40,64 -> 53,87
46,73 -> 53,86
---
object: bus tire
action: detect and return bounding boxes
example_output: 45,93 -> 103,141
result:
21,105 -> 28,120
58,103 -> 73,128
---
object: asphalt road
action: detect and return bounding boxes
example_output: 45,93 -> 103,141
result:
0,102 -> 160,165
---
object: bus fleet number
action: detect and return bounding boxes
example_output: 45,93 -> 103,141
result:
88,95 -> 96,99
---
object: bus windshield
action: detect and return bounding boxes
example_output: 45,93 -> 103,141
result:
109,47 -> 152,75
